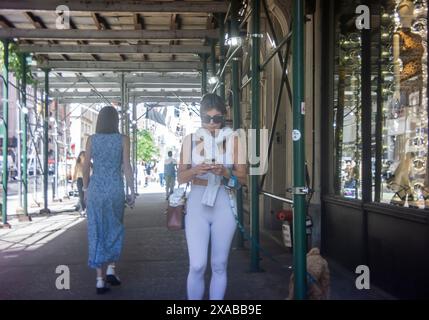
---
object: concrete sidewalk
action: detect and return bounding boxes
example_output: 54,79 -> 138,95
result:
0,189 -> 395,300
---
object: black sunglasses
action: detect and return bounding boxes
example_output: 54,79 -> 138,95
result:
201,114 -> 224,124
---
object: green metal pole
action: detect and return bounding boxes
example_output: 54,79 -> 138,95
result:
21,54 -> 29,217
202,54 -> 208,95
231,0 -> 244,249
1,40 -> 10,227
292,0 -> 307,299
210,39 -> 217,80
54,100 -> 59,201
40,69 -> 50,214
132,95 -> 137,194
218,13 -> 226,100
125,85 -> 130,196
250,0 -> 261,271
120,73 -> 125,134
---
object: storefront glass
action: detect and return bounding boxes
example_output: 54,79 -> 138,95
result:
333,0 -> 428,208
378,0 -> 428,208
333,0 -> 363,199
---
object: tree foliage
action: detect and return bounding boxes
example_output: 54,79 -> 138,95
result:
136,129 -> 159,163
0,42 -> 35,85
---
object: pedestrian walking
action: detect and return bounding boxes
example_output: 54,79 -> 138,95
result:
177,93 -> 247,300
164,151 -> 177,199
82,106 -> 135,294
73,151 -> 87,216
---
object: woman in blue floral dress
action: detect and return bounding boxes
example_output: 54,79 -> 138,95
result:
82,106 -> 135,294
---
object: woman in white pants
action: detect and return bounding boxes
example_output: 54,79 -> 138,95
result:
178,93 -> 247,300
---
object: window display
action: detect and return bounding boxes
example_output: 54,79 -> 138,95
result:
333,0 -> 428,208
381,0 -> 428,208
333,0 -> 363,199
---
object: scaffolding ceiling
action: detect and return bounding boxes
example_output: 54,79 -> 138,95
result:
0,0 -> 230,105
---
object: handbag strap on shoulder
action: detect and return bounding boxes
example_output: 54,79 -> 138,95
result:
183,133 -> 192,196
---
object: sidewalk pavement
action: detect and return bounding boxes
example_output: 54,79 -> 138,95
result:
0,183 -> 395,300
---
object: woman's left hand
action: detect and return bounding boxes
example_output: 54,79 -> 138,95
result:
126,193 -> 136,208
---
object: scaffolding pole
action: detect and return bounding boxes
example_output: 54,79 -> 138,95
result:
33,83 -> 39,205
40,69 -> 51,214
250,0 -> 261,272
218,13 -> 226,100
210,39 -> 217,80
201,54 -> 208,95
17,83 -> 22,209
53,100 -> 59,201
21,53 -> 29,219
292,0 -> 307,299
1,40 -> 10,228
63,117 -> 68,199
231,0 -> 244,249
120,73 -> 125,134
125,84 -> 130,196
132,95 -> 138,195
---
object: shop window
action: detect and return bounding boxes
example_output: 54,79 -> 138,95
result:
333,0 -> 363,199
332,0 -> 428,206
375,0 -> 428,208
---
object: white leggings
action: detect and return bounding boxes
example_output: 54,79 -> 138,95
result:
185,185 -> 237,300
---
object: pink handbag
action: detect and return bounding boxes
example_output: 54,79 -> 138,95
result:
166,199 -> 186,231
167,135 -> 191,230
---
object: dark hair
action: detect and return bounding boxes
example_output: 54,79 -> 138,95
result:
168,151 -> 173,157
76,151 -> 85,165
200,93 -> 227,116
95,106 -> 120,134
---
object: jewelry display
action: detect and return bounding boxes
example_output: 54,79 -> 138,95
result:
381,0 -> 428,208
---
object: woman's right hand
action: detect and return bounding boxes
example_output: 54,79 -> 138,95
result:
192,164 -> 211,176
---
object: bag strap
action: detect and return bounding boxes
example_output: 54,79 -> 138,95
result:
182,133 -> 192,196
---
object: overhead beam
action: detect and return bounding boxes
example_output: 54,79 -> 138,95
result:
22,11 -> 70,61
23,11 -> 45,29
0,15 -> 14,28
91,12 -> 126,61
51,91 -> 201,98
0,1 -> 228,13
49,83 -> 201,89
0,28 -> 219,40
133,13 -> 148,61
68,17 -> 99,61
127,83 -> 200,89
170,14 -> 181,61
18,44 -> 211,54
35,75 -> 202,84
57,97 -> 201,104
134,13 -> 144,30
33,61 -> 202,71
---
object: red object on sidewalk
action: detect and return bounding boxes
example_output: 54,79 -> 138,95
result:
276,209 -> 293,222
